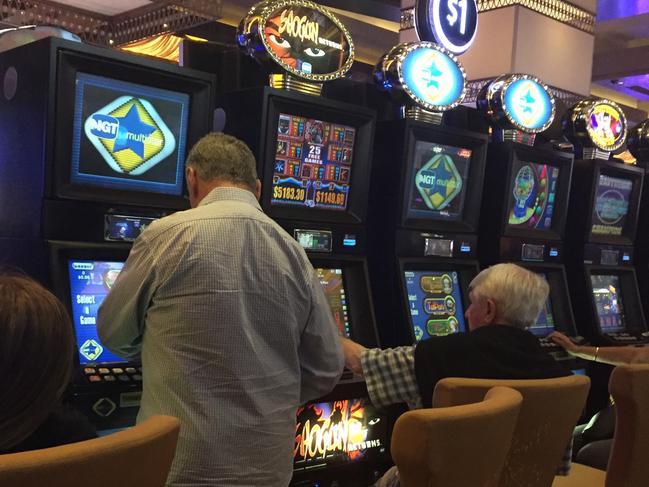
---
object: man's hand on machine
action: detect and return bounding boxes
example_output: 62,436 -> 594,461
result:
340,337 -> 366,377
549,331 -> 580,354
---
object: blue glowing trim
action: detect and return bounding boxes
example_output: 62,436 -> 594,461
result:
503,79 -> 554,131
549,249 -> 559,257
401,46 -> 465,111
460,244 -> 471,253
343,237 -> 357,247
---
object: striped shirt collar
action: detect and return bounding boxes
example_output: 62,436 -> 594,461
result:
198,186 -> 262,211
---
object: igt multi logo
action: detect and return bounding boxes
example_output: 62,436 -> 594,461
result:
85,96 -> 176,175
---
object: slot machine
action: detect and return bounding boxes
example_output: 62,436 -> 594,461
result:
563,99 -> 647,346
627,119 -> 649,322
223,2 -> 387,485
0,37 -> 215,428
475,74 -> 580,363
368,41 -> 488,348
563,100 -> 646,415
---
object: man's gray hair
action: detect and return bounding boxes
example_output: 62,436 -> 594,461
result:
469,263 -> 550,330
186,132 -> 258,190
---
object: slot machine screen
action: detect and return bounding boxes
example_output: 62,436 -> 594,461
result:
591,274 -> 627,333
591,175 -> 633,237
70,73 -> 189,196
406,141 -> 472,221
527,273 -> 556,337
315,268 -> 351,338
68,259 -> 126,364
294,397 -> 387,472
507,162 -> 560,231
403,270 -> 466,342
272,113 -> 355,211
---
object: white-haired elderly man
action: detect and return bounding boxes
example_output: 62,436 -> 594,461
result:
343,263 -> 572,486
343,262 -> 570,409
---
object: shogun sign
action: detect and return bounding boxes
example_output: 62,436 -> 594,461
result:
238,0 -> 354,82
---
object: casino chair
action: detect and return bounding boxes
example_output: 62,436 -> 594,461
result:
552,364 -> 649,487
432,375 -> 590,487
391,386 -> 523,487
0,415 -> 180,487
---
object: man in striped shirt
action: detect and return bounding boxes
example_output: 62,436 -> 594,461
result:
99,133 -> 344,486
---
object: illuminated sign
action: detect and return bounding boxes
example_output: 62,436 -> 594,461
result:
85,97 -> 176,175
238,0 -> 354,82
565,99 -> 627,153
400,42 -> 466,111
503,78 -> 554,131
415,0 -> 478,54
478,74 -> 556,134
374,41 -> 466,112
587,102 -> 627,152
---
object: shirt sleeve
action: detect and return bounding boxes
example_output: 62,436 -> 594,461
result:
97,234 -> 157,359
298,270 -> 345,404
361,346 -> 422,410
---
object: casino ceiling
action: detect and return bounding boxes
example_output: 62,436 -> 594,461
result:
1,0 -> 649,117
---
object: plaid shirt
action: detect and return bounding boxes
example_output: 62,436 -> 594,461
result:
361,345 -> 572,476
361,346 -> 421,409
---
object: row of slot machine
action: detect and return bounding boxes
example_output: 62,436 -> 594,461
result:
0,33 -> 387,486
1,5 -> 649,487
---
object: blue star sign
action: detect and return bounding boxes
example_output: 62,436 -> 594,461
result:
520,89 -> 536,114
112,104 -> 156,158
401,45 -> 465,110
504,79 -> 553,131
425,61 -> 443,89
85,95 -> 177,175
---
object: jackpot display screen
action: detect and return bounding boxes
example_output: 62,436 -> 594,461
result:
591,274 -> 627,332
406,141 -> 472,221
591,175 -> 633,237
68,260 -> 126,364
272,113 -> 355,211
315,268 -> 351,338
528,274 -> 556,337
294,398 -> 386,472
404,270 -> 466,342
70,73 -> 189,195
507,162 -> 559,231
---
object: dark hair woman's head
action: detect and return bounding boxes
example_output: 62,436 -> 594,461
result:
0,273 -> 74,451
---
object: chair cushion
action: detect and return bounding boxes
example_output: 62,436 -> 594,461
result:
551,463 -> 605,487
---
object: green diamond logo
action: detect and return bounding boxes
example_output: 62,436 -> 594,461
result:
415,154 -> 462,211
79,339 -> 104,362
